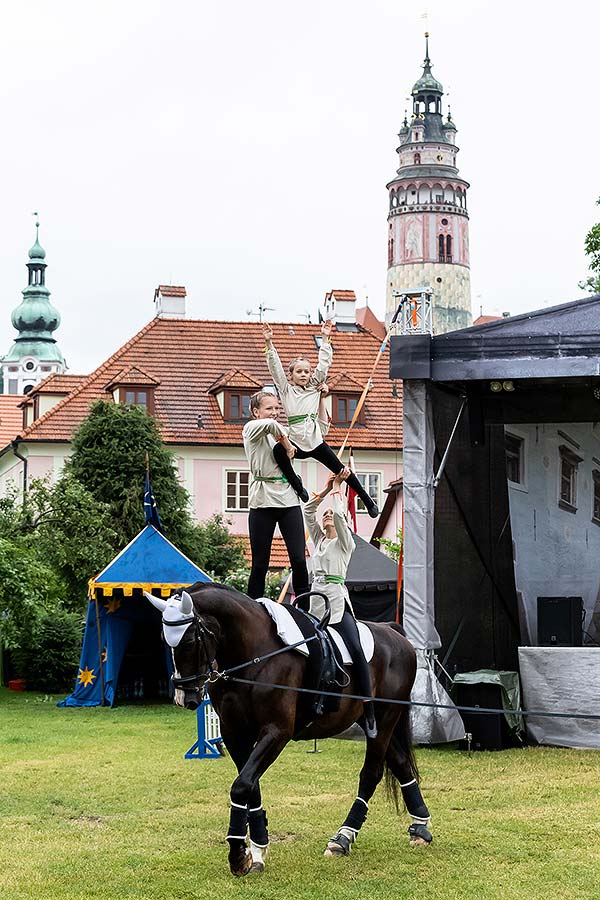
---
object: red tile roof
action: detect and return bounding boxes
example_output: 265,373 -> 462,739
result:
104,365 -> 160,389
22,373 -> 86,400
240,535 -> 290,570
155,285 -> 186,298
328,370 -> 365,392
209,369 -> 263,392
0,396 -> 22,448
326,289 -> 357,303
472,314 -> 502,326
356,305 -> 386,340
15,318 -> 403,449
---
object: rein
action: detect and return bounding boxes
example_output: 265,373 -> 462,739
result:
166,614 -> 318,691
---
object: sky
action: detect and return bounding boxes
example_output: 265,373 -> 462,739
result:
0,0 -> 598,375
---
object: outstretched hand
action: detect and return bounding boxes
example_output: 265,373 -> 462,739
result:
333,467 -> 351,487
321,319 -> 333,340
262,321 -> 274,344
317,382 -> 329,395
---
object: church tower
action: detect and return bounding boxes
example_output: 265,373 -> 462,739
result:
1,222 -> 66,395
385,35 -> 471,333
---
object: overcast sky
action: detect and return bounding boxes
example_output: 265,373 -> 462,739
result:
0,0 -> 598,374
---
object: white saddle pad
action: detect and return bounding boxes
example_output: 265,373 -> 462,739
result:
256,598 -> 374,663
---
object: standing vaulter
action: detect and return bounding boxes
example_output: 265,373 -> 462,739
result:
262,320 -> 379,518
304,469 -> 378,739
242,390 -> 310,600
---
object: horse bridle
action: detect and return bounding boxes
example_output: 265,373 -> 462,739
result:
165,612 -> 218,692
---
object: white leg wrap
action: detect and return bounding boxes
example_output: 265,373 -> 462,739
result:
250,840 -> 269,862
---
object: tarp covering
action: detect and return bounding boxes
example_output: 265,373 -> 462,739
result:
453,669 -> 523,734
411,650 -> 465,744
519,647 -> 600,749
58,526 -> 211,707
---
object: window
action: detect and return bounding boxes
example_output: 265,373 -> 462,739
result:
332,394 -> 361,425
413,152 -> 421,164
438,234 -> 445,262
505,433 -> 524,484
592,471 -> 600,524
225,391 -> 252,421
446,235 -> 452,262
120,388 -> 152,411
226,471 -> 250,510
558,445 -> 581,512
356,473 -> 381,512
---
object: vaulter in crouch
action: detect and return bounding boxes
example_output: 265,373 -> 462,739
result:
303,469 -> 377,739
261,320 -> 380,518
242,390 -> 310,600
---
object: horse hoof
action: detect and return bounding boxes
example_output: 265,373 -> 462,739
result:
324,842 -> 347,857
408,823 -> 432,846
230,850 -> 252,877
249,860 -> 265,874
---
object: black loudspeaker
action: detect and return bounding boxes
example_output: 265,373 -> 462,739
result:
455,682 -> 511,752
537,596 -> 583,647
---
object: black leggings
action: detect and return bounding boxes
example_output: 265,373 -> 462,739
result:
247,506 -> 309,600
331,610 -> 374,702
292,442 -> 374,508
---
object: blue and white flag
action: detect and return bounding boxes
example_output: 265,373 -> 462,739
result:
144,468 -> 162,531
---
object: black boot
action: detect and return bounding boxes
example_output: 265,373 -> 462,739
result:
272,442 -> 309,502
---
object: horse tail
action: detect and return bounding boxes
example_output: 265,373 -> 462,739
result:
384,708 -> 419,814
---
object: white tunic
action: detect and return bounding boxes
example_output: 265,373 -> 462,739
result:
266,341 -> 333,452
304,490 -> 355,624
242,418 -> 300,509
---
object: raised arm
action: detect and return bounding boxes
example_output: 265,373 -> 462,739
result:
317,382 -> 331,437
242,417 -> 287,444
309,320 -> 333,386
262,322 -> 289,396
331,469 -> 354,555
303,494 -> 325,547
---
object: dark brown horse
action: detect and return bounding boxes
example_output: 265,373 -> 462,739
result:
146,582 -> 432,876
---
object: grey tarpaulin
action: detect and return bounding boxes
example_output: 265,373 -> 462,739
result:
402,380 -> 439,650
453,669 -> 524,734
403,381 -> 464,742
518,647 -> 600,749
411,650 -> 466,744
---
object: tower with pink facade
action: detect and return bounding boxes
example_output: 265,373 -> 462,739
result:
386,35 -> 471,333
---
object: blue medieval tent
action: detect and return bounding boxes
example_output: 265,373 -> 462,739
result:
58,525 -> 211,707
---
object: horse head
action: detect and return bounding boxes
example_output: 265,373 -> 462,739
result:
144,589 -> 217,711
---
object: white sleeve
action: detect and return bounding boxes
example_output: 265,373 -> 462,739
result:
242,418 -> 286,444
265,346 -> 289,397
331,491 -> 354,554
309,340 -> 333,387
303,496 -> 324,547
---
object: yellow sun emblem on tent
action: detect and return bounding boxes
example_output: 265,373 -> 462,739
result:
77,666 -> 96,687
104,598 -> 121,614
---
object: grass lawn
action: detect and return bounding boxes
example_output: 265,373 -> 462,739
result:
1,688 -> 599,900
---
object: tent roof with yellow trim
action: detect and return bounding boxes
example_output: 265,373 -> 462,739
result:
90,524 -> 211,596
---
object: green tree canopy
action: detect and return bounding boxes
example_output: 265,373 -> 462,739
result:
579,197 -> 600,294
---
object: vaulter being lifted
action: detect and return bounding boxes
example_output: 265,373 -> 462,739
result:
262,320 -> 379,518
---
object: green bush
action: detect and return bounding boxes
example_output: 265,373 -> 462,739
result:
223,567 -> 290,600
13,609 -> 83,692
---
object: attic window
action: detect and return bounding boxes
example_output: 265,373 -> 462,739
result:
225,391 -> 252,422
119,388 -> 154,412
332,393 -> 363,426
314,336 -> 323,349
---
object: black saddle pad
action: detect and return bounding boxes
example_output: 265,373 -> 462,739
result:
283,603 -> 344,713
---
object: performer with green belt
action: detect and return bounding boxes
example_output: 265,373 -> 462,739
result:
242,390 -> 310,599
304,469 -> 377,738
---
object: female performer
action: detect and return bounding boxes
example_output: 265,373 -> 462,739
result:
262,320 -> 379,518
242,390 -> 310,599
303,469 -> 377,738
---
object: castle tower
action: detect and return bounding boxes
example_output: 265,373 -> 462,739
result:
385,35 -> 471,334
1,222 -> 66,395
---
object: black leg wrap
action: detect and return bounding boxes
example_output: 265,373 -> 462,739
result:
330,830 -> 353,855
400,780 -> 430,820
343,797 -> 368,832
248,807 -> 269,847
227,803 -> 248,842
408,822 -> 433,844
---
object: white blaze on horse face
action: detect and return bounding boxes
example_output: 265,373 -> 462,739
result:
162,592 -> 194,647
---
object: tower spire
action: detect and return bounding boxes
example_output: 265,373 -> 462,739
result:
423,31 -> 431,73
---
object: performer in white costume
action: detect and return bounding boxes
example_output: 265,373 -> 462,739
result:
262,320 -> 379,517
304,469 -> 377,737
242,391 -> 309,599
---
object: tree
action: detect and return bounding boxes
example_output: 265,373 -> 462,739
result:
579,197 -> 600,294
66,400 -> 245,576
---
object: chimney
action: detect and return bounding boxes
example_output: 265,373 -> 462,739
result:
154,285 -> 187,318
322,289 -> 357,326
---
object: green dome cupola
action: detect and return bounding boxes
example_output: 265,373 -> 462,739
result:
1,220 -> 66,395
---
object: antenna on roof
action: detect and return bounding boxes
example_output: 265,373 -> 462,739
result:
247,302 -> 275,323
299,311 -> 312,324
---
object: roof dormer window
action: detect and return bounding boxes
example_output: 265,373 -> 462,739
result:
104,366 -> 159,414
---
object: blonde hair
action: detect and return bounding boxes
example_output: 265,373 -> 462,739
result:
250,390 -> 277,412
288,356 -> 311,375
